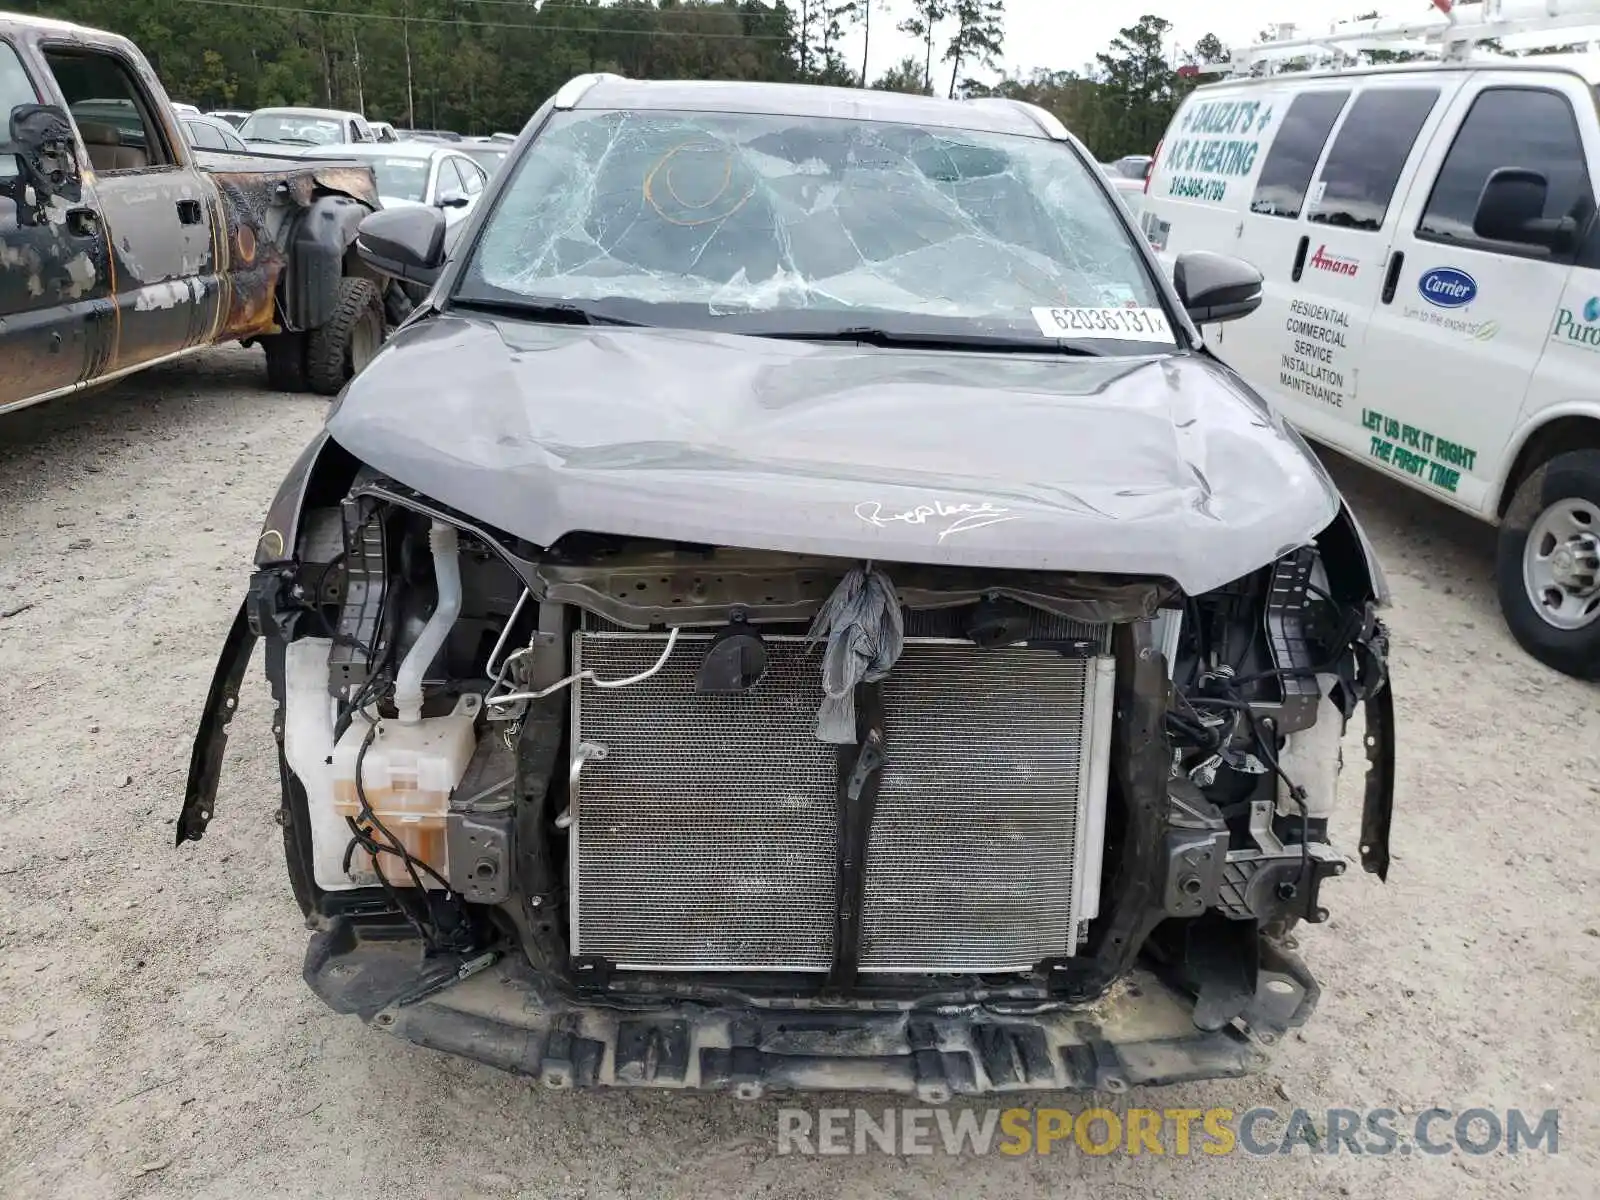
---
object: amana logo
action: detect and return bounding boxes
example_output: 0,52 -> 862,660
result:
1418,266 -> 1477,308
1308,245 -> 1358,277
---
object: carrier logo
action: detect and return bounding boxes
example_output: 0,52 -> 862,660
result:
855,499 -> 1018,541
1418,267 -> 1477,308
1308,245 -> 1358,277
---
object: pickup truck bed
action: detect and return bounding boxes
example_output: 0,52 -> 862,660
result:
1,13 -> 393,413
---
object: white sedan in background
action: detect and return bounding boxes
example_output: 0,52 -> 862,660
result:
297,142 -> 491,249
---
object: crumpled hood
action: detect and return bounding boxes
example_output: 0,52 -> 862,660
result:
325,313 -> 1341,594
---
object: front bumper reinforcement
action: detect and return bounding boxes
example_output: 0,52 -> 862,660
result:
304,922 -> 1318,1097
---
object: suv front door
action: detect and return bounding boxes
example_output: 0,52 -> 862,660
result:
0,38 -> 113,413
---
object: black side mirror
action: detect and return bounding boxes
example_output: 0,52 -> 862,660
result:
355,205 -> 448,286
1473,167 -> 1577,253
437,188 -> 470,209
7,103 -> 82,203
1173,250 -> 1262,325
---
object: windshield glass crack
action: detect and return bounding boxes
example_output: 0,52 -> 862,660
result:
466,108 -> 1167,334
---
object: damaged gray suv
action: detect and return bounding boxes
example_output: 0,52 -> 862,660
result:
184,75 -> 1395,1096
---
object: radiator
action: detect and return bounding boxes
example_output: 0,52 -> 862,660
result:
568,632 -> 1115,974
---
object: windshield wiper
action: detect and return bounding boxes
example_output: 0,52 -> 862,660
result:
453,298 -> 646,327
751,326 -> 1108,355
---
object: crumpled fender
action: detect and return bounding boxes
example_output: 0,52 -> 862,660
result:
254,432 -> 356,566
178,432 -> 356,842
178,599 -> 255,844
1317,499 -> 1390,607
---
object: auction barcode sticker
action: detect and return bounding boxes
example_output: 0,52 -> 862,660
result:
1031,306 -> 1175,343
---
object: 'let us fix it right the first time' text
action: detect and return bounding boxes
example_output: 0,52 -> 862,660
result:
1362,407 -> 1478,494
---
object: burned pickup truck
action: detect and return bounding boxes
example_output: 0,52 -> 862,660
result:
0,13 -> 391,414
185,77 -> 1396,1096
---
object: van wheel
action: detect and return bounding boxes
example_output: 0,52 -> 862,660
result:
262,332 -> 309,392
1496,449 -> 1600,679
307,277 -> 384,396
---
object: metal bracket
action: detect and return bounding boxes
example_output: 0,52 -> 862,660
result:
446,813 -> 514,904
827,690 -> 886,992
1359,670 -> 1397,880
1162,781 -> 1228,917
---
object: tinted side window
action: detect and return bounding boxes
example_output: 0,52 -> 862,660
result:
459,158 -> 484,195
1418,87 -> 1593,253
1,41 -> 41,182
1250,90 -> 1349,219
186,120 -> 224,150
1309,88 -> 1439,231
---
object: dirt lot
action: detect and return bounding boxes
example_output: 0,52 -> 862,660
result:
1,345 -> 1597,1199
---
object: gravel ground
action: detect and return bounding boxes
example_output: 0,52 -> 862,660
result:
1,345 -> 1597,1199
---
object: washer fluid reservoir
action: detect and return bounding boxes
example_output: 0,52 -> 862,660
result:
331,694 -> 479,887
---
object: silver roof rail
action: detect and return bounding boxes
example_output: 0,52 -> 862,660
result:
964,96 -> 1072,139
1208,0 -> 1600,77
552,73 -> 626,110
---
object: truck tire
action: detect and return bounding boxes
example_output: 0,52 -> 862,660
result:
262,332 -> 309,392
307,277 -> 384,396
1496,448 -> 1600,680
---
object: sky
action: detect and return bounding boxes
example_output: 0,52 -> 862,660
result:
844,0 -> 1416,87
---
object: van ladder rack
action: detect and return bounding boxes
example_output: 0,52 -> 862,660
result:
1207,0 -> 1600,77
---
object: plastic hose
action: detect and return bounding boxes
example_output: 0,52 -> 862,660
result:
393,522 -> 461,724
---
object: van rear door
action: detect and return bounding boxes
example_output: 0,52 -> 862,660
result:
1217,76 -> 1464,452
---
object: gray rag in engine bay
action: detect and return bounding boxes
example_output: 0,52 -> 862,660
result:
807,564 -> 905,744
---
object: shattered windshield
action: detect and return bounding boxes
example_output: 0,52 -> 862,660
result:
459,108 -> 1169,340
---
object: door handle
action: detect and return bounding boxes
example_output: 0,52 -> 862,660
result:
1381,250 -> 1405,304
1291,235 -> 1310,282
65,207 -> 100,237
176,198 -> 203,225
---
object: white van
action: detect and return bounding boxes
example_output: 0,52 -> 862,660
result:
1141,5 -> 1600,679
